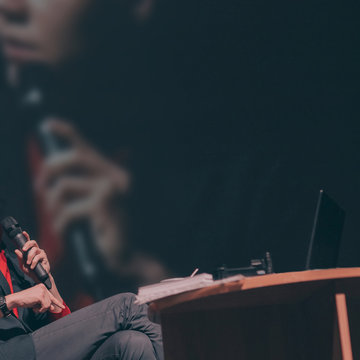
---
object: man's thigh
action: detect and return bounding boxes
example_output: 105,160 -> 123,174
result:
90,330 -> 157,360
31,293 -> 163,360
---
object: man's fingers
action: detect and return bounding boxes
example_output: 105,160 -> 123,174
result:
38,306 -> 48,313
26,247 -> 41,265
22,240 -> 38,252
30,253 -> 45,270
22,231 -> 31,241
49,293 -> 65,309
37,296 -> 50,313
14,249 -> 24,261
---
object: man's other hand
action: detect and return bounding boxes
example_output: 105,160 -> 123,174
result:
5,284 -> 65,314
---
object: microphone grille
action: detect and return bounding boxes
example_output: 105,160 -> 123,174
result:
0,216 -> 20,236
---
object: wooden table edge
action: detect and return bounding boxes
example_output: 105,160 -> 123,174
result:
149,267 -> 360,313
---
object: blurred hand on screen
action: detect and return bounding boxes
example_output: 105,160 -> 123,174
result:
36,119 -> 131,271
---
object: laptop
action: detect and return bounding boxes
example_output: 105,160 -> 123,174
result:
305,190 -> 345,270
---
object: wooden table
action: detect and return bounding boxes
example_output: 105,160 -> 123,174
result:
150,268 -> 360,360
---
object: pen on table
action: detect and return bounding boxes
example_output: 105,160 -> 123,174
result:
190,268 -> 199,277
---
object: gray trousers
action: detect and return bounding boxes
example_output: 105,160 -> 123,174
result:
31,293 -> 164,360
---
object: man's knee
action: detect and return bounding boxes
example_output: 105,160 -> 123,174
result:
109,292 -> 136,305
91,330 -> 155,360
100,292 -> 137,312
113,330 -> 155,359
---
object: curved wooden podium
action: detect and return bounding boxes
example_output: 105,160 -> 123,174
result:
150,268 -> 360,360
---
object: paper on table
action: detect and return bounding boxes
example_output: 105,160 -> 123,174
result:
135,273 -> 244,304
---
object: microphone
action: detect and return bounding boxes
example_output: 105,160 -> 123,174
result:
0,216 -> 52,290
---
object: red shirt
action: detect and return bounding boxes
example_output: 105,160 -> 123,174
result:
49,301 -> 71,320
0,249 -> 71,320
0,250 -> 19,318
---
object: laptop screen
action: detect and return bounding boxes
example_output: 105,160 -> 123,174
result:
305,190 -> 345,270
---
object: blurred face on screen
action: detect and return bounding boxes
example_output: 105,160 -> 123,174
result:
0,0 -> 92,66
0,0 -> 154,69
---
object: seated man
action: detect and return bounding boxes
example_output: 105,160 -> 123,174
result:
0,229 -> 163,360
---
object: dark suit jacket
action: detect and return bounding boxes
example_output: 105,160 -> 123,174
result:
0,238 -> 51,360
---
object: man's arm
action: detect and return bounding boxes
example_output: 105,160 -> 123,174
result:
14,232 -> 67,313
0,283 -> 65,318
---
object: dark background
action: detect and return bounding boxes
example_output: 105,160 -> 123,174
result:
0,0 -> 359,283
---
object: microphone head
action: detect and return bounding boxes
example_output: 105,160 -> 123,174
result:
1,216 -> 22,238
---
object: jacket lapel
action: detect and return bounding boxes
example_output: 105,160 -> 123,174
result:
4,243 -> 32,320
0,268 -> 11,296
0,239 -> 12,296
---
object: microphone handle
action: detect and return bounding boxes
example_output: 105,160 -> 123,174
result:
13,232 -> 52,290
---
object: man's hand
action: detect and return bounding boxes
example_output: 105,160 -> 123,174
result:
14,231 -> 51,283
13,231 -> 67,314
5,284 -> 65,314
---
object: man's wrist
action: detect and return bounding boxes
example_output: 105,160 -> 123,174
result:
48,273 -> 57,288
4,293 -> 18,311
0,295 -> 13,317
